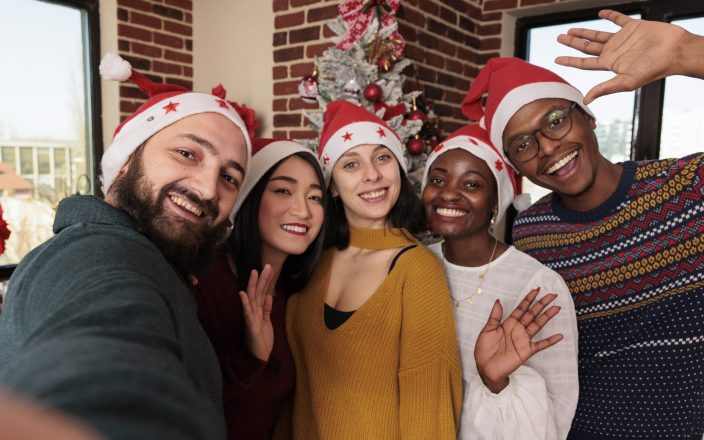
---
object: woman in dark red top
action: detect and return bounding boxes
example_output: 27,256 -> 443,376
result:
194,138 -> 325,439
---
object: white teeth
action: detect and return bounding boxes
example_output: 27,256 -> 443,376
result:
546,151 -> 578,175
436,207 -> 467,218
170,195 -> 203,216
360,189 -> 385,199
281,224 -> 308,233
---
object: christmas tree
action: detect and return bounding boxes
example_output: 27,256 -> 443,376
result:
297,0 -> 441,189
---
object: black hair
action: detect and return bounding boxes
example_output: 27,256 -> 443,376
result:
323,162 -> 425,250
229,152 -> 326,292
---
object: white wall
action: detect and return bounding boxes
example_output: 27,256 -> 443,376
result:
193,0 -> 274,137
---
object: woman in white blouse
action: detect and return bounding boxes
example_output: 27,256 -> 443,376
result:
421,124 -> 579,440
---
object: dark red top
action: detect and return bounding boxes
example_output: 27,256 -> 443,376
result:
193,252 -> 295,440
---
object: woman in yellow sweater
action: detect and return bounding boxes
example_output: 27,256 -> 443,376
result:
286,100 -> 462,439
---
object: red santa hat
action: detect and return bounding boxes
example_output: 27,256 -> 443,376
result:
233,138 -> 318,214
421,124 -> 531,222
318,100 -> 405,185
99,52 -> 252,195
461,57 -> 594,168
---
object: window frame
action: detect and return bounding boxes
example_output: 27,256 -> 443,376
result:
0,0 -> 102,280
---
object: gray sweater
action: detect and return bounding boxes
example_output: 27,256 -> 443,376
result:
0,195 -> 225,440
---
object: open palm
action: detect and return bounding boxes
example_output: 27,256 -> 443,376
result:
239,265 -> 274,362
474,288 -> 564,393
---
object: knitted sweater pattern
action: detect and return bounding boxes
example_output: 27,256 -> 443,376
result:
286,226 -> 462,439
512,154 -> 704,439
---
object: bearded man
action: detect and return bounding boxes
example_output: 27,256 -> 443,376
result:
0,53 -> 251,440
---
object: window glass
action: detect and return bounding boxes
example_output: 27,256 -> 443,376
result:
659,17 -> 704,159
0,1 -> 93,265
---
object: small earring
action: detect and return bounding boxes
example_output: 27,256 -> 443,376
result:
490,210 -> 497,226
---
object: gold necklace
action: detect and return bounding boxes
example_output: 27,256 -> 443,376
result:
442,238 -> 499,308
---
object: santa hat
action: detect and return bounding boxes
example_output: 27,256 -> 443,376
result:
99,52 -> 252,195
421,124 -> 531,222
461,57 -> 594,168
233,138 -> 318,214
318,100 -> 405,185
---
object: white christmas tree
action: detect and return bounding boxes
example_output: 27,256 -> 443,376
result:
298,10 -> 431,188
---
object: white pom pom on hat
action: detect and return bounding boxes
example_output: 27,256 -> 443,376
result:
99,52 -> 252,222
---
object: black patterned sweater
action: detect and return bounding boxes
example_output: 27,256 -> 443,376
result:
512,154 -> 704,440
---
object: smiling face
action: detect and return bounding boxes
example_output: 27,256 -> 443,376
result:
422,148 -> 497,240
107,112 -> 247,271
330,144 -> 401,228
502,98 -> 602,203
258,155 -> 325,262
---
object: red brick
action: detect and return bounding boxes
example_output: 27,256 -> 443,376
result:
164,49 -> 192,63
478,23 -> 502,36
482,12 -> 503,20
440,6 -> 457,24
289,99 -> 319,110
398,23 -> 418,42
480,37 -> 501,51
183,66 -> 193,77
445,59 -> 464,75
404,44 -> 424,62
445,0 -> 471,13
521,0 -> 555,5
117,7 -> 128,21
164,20 -> 192,36
273,31 -> 287,46
185,39 -> 192,51
154,31 -> 184,49
164,0 -> 192,9
275,11 -> 304,29
131,42 -> 162,57
398,6 -> 425,27
307,4 -> 338,22
185,12 -> 192,23
306,42 -> 331,58
289,130 -> 318,139
274,46 -> 303,62
274,113 -> 302,127
427,18 -> 447,37
130,11 -> 162,29
273,0 -> 288,12
323,26 -> 336,38
118,24 -> 152,42
272,130 -> 288,138
118,40 -> 130,51
122,54 -> 151,71
274,80 -> 301,96
117,0 -> 151,12
459,16 -> 476,33
437,39 -> 457,56
273,66 -> 288,80
153,60 -> 182,75
463,64 -> 479,78
417,65 -> 437,82
289,25 -> 320,44
153,4 -> 184,21
425,52 -> 445,69
419,0 -> 438,15
445,90 -> 465,103
120,100 -> 141,113
290,0 -> 319,6
273,98 -> 288,111
120,85 -> 143,99
290,62 -> 314,77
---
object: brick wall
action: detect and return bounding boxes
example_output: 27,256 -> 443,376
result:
272,0 -> 558,139
116,0 -> 194,121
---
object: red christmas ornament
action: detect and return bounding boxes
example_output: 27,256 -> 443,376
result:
298,74 -> 319,104
363,83 -> 383,103
406,137 -> 424,156
408,109 -> 426,121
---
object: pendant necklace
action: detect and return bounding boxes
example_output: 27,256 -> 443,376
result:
442,237 -> 498,308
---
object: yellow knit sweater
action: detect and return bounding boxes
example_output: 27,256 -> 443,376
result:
286,226 -> 462,439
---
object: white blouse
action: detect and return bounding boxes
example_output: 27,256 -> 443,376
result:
429,242 -> 579,440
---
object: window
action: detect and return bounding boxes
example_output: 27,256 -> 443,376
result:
515,0 -> 704,202
0,0 -> 101,274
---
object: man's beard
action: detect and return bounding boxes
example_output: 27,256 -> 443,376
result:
109,148 -> 229,273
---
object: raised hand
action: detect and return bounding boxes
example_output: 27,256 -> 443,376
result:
474,288 -> 563,393
239,265 -> 275,362
554,9 -> 690,104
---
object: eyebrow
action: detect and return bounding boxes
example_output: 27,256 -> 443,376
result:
270,175 -> 322,190
340,145 -> 390,159
431,166 -> 484,177
505,104 -> 569,146
178,133 -> 245,175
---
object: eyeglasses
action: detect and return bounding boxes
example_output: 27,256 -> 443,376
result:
505,102 -> 578,163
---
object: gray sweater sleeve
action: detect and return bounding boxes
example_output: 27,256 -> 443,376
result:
0,231 -> 225,440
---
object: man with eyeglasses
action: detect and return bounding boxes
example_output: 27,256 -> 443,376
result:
460,11 -> 704,440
